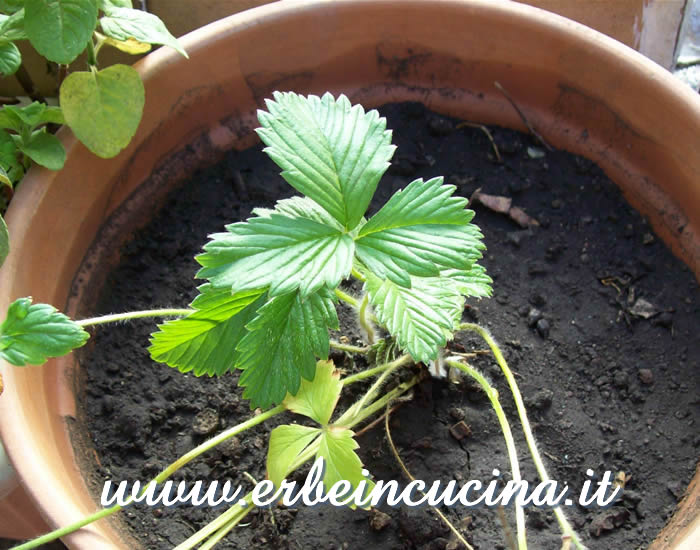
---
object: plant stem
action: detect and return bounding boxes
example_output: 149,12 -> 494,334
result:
76,308 -> 193,327
334,288 -> 359,308
351,267 -> 365,281
10,405 -> 285,550
458,323 -> 586,550
86,38 -> 98,67
343,375 -> 419,429
330,340 -> 370,354
446,359 -> 527,550
358,293 -> 375,344
342,360 -> 400,385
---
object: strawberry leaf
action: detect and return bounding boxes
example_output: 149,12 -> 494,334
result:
236,288 -> 338,409
0,297 -> 89,366
148,286 -> 265,377
317,426 -> 373,502
283,359 -> 342,425
267,424 -> 321,487
256,91 -> 395,230
356,177 -> 485,287
443,264 -> 493,298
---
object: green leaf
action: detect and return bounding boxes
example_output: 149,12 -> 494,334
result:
236,288 -> 339,409
317,426 -> 372,499
256,92 -> 395,230
25,0 -> 98,65
443,264 -> 493,298
0,1 -> 24,15
0,106 -> 22,132
99,0 -> 131,9
99,6 -> 187,57
0,128 -> 21,183
0,297 -> 89,366
267,424 -> 321,487
0,213 -> 8,267
17,130 -> 66,170
0,9 -> 26,40
196,212 -> 354,298
252,196 -> 343,230
283,360 -> 342,425
0,41 -> 19,75
365,271 -> 465,362
148,286 -> 265,377
355,177 -> 485,287
99,33 -> 150,54
60,64 -> 144,158
0,164 -> 10,188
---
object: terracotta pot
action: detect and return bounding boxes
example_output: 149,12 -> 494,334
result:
0,0 -> 698,548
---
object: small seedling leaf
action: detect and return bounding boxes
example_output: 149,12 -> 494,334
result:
0,297 -> 89,366
283,360 -> 342,425
365,271 -> 464,362
60,64 -> 144,158
0,9 -> 26,41
443,264 -> 493,298
0,40 -> 20,75
317,426 -> 373,503
257,92 -> 395,230
25,0 -> 98,65
355,177 -> 485,287
196,212 -> 354,298
149,286 -> 265,377
0,213 -> 8,267
99,6 -> 187,57
18,130 -> 66,170
236,288 -> 339,409
267,424 -> 321,488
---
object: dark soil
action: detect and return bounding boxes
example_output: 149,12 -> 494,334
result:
78,102 -> 699,550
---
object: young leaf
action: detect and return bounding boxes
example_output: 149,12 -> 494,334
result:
443,264 -> 493,298
267,424 -> 321,488
0,9 -> 26,40
0,297 -> 89,366
283,360 -> 342,425
148,287 -> 265,377
356,177 -> 485,287
0,40 -> 20,75
256,92 -> 395,230
317,426 -> 372,499
0,213 -> 8,267
17,130 -> 66,170
25,0 -> 98,65
365,271 -> 465,363
99,6 -> 187,57
60,64 -> 144,158
196,212 -> 354,298
252,195 -> 343,230
236,288 -> 339,409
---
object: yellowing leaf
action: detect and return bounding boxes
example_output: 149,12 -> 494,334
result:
283,360 -> 342,425
267,424 -> 320,487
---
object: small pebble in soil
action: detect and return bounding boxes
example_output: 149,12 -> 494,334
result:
527,308 -> 543,327
638,369 -> 654,385
526,388 -> 554,410
368,509 -> 392,531
192,408 -> 220,435
589,507 -> 630,536
536,318 -> 550,338
449,421 -> 472,441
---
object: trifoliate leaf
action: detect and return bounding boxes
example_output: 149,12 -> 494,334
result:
0,297 -> 89,366
443,264 -> 493,298
25,0 -> 98,65
0,213 -> 8,267
149,286 -> 265,377
0,40 -> 20,75
99,6 -> 187,57
317,426 -> 372,501
283,360 -> 342,425
365,271 -> 465,363
256,92 -> 395,230
60,64 -> 144,158
252,195 -> 344,230
236,288 -> 339,409
356,177 -> 485,287
18,130 -> 66,170
196,213 -> 354,298
267,424 -> 321,488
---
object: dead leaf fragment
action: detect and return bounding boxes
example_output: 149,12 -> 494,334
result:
629,298 -> 660,319
473,191 -> 512,213
509,206 -> 539,228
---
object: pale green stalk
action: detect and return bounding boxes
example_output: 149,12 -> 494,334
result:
334,288 -> 359,308
76,308 -> 193,326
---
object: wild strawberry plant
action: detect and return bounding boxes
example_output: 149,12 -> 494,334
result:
0,92 -> 586,550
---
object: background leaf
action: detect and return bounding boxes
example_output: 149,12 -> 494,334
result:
365,271 -> 465,362
267,424 -> 320,488
0,9 -> 26,40
99,6 -> 186,57
60,64 -> 144,158
98,0 -> 131,8
0,297 -> 89,366
0,1 -> 24,14
18,130 -> 66,170
283,360 -> 342,425
356,177 -> 485,287
197,212 -> 354,298
236,288 -> 338,409
256,92 -> 395,230
25,0 -> 98,64
0,40 -> 20,75
0,213 -> 8,267
149,287 -> 265,377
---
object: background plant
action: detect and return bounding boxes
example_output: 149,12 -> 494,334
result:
0,0 -> 187,266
